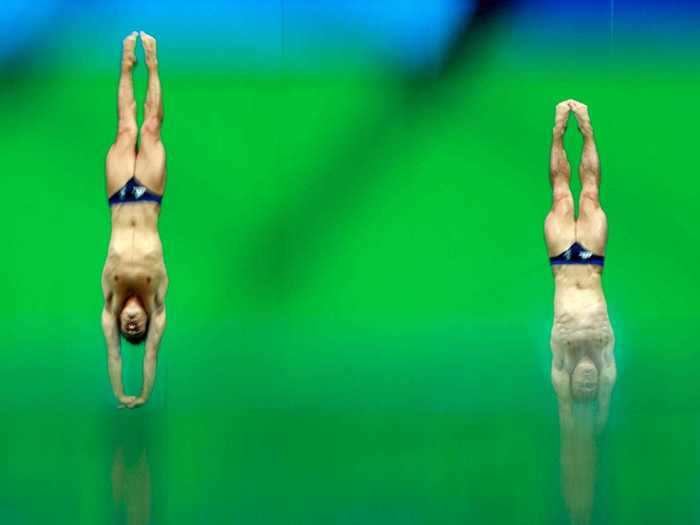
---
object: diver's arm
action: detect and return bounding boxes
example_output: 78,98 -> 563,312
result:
554,351 -> 596,524
128,305 -> 166,408
102,305 -> 134,406
559,408 -> 596,525
552,356 -> 574,430
596,353 -> 617,432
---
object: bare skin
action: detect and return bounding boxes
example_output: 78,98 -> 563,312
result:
102,32 -> 167,409
545,99 -> 617,525
546,99 -> 616,429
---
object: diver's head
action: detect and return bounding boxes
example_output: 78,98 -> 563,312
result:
120,296 -> 148,345
571,357 -> 599,401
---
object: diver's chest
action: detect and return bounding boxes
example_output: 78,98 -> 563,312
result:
106,257 -> 163,292
552,318 -> 613,352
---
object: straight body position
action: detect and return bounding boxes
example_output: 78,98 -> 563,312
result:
545,100 -> 617,524
102,32 -> 167,409
546,99 -> 616,428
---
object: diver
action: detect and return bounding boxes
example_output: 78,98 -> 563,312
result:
101,32 -> 168,409
545,99 -> 617,524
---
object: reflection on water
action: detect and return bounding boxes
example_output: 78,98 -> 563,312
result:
110,411 -> 153,525
555,352 -> 617,525
559,404 -> 597,525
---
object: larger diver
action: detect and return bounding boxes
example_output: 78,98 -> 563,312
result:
545,99 -> 617,525
101,32 -> 168,409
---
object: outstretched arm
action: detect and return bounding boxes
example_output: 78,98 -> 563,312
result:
125,306 -> 166,408
102,306 -> 136,406
559,406 -> 597,525
554,351 -> 597,525
552,355 -> 574,430
596,352 -> 617,433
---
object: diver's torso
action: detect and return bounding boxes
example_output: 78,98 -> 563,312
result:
103,203 -> 167,311
551,265 -> 614,372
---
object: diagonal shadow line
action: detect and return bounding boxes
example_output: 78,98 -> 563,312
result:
240,0 -> 519,303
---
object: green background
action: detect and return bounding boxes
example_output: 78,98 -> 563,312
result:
2,11 -> 700,525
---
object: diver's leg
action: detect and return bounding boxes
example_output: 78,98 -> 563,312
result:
134,31 -> 166,195
544,101 -> 576,256
106,32 -> 138,197
572,100 -> 608,255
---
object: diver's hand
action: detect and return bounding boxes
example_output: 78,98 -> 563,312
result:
118,395 -> 137,408
125,397 -> 146,409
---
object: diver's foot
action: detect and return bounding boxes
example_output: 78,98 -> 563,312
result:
570,99 -> 593,137
140,31 -> 158,69
122,32 -> 138,71
553,100 -> 571,138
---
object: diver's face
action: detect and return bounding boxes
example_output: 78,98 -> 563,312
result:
571,360 -> 599,401
120,298 -> 147,339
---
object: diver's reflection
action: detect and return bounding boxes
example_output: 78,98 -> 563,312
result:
110,412 -> 152,525
545,100 -> 617,524
558,403 -> 597,524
